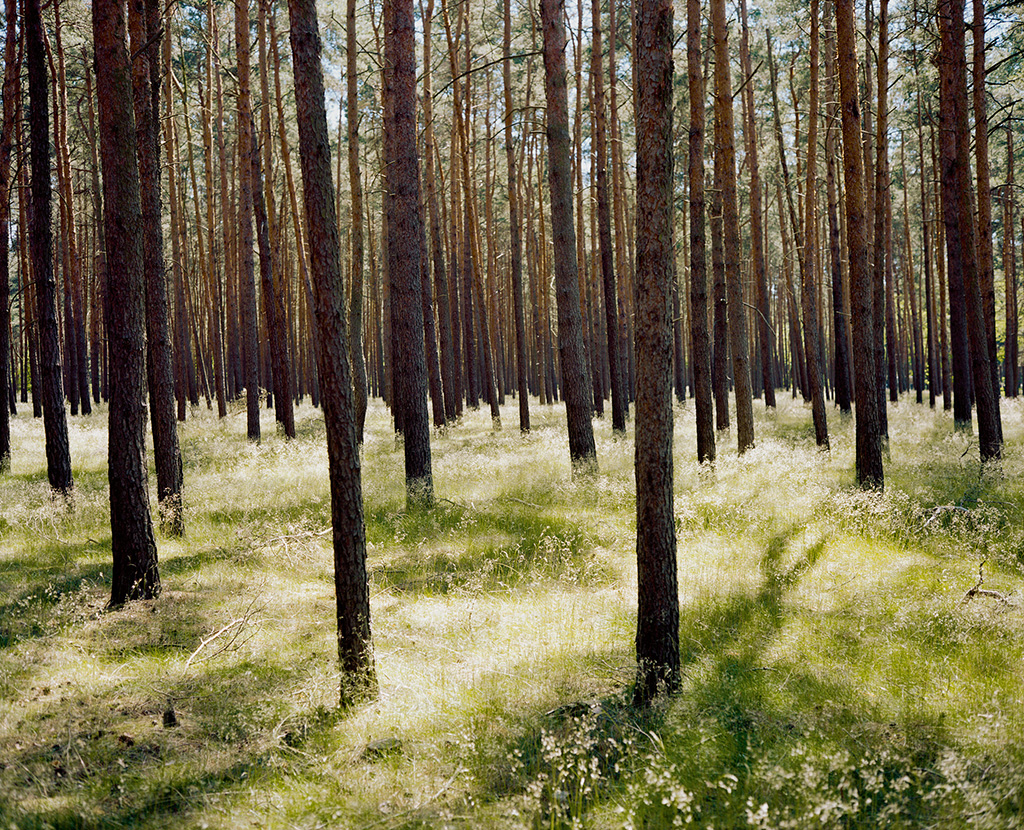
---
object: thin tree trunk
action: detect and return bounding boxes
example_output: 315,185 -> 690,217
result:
288,0 -> 376,705
710,0 -> 757,455
915,77 -> 938,409
593,0 -> 627,433
739,0 -> 774,410
712,156 -> 730,430
1005,128 -> 1018,397
689,0 -> 714,465
503,0 -> 530,432
347,0 -> 368,440
802,0 -> 829,447
874,0 -> 894,429
48,2 -> 89,417
205,7 -> 227,418
824,1 -> 851,415
250,116 -> 295,438
0,0 -> 17,470
236,0 -> 261,441
973,0 -> 1000,402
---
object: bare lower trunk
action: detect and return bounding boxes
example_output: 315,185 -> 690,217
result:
634,0 -> 679,705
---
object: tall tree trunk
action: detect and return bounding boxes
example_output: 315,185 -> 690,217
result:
130,0 -> 184,535
250,116 -> 295,438
915,76 -> 938,409
973,0 -> 999,403
503,0 -> 530,432
94,0 -> 160,605
347,0 -> 368,440
0,0 -> 17,471
688,0 -> 714,465
48,2 -> 88,417
901,141 -> 925,404
712,151 -> 730,429
26,0 -> 73,498
874,0 -> 893,432
386,0 -> 434,504
939,0 -> 1001,461
713,0 -> 754,453
836,0 -> 883,486
205,6 -> 227,419
634,0 -> 679,706
288,0 -> 376,705
592,0 -> 627,434
824,1 -> 852,415
802,0 -> 829,448
739,0 -> 774,410
1005,128 -> 1018,397
236,0 -> 261,441
418,157 -> 446,429
84,50 -> 105,408
422,0 -> 457,424
541,0 -> 597,474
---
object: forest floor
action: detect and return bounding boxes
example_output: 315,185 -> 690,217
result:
1,393 -> 1023,829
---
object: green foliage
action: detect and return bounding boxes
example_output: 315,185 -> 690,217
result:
1,397 -> 1024,828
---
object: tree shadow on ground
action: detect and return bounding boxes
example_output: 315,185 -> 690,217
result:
439,524 -> 979,829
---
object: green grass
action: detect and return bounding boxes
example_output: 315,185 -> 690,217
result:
2,394 -> 1024,828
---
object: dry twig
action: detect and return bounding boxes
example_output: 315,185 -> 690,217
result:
961,562 -> 1012,606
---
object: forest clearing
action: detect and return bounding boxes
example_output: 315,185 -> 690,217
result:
2,397 -> 1023,828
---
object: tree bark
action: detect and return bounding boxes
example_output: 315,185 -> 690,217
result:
251,116 -> 295,438
874,0 -> 894,428
1005,128 -> 1018,397
236,0 -> 261,441
802,0 -> 829,448
94,0 -> 160,605
973,0 -> 1000,403
385,0 -> 434,504
27,0 -> 73,498
713,1 -> 754,453
939,0 -> 1001,461
347,0 -> 368,441
288,0 -> 376,705
824,1 -> 852,415
130,0 -> 184,535
592,0 -> 626,434
739,0 -> 774,410
634,0 -> 679,705
689,0 -> 714,465
0,0 -> 18,471
836,0 -> 883,486
541,0 -> 597,474
503,0 -> 530,433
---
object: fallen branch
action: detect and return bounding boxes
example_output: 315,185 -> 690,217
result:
183,593 -> 264,671
961,562 -> 1011,606
923,505 -> 971,528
